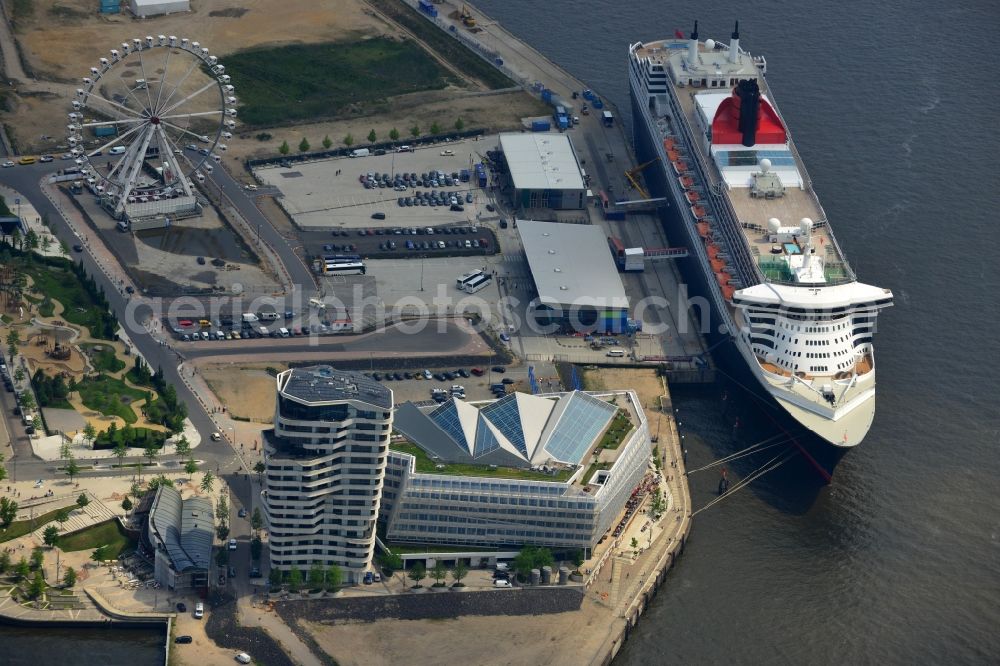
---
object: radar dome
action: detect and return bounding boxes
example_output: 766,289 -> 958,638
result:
704,39 -> 716,50
799,218 -> 813,237
767,217 -> 781,233
759,158 -> 772,173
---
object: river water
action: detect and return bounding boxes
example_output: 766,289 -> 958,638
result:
0,622 -> 164,665
474,0 -> 1000,662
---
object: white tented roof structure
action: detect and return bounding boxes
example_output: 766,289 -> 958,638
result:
517,220 -> 629,310
499,133 -> 585,191
395,390 -> 620,467
130,0 -> 190,17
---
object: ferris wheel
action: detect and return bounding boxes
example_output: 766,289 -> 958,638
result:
67,35 -> 237,218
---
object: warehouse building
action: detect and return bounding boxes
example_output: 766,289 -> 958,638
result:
517,219 -> 630,332
381,389 -> 653,553
497,133 -> 587,210
129,0 -> 189,18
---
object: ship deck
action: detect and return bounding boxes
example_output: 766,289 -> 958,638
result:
655,41 -> 853,284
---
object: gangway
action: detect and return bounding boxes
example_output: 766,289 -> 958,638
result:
613,197 -> 669,211
643,247 -> 689,260
624,158 -> 659,199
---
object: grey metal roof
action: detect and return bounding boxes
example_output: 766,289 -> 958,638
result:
517,220 -> 629,309
279,366 -> 392,409
499,133 -> 586,191
149,486 -> 212,573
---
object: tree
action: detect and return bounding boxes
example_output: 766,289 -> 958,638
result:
200,470 -> 215,493
454,117 -> 465,131
90,545 -> 110,565
55,508 -> 70,527
407,562 -> 425,588
144,443 -> 159,467
367,129 -> 377,143
15,557 -> 30,581
0,457 -> 6,484
0,497 -> 16,527
0,551 -> 10,573
76,493 -> 90,510
251,507 -> 263,534
25,229 -> 39,252
326,565 -> 342,591
184,457 -> 198,476
30,547 -> 44,570
571,549 -> 585,568
253,461 -> 265,483
30,570 -> 45,599
130,481 -> 143,500
287,565 -> 302,593
121,497 -> 133,512
215,548 -> 229,567
6,330 -> 20,359
389,127 -> 400,141
113,441 -> 128,468
269,567 -> 284,588
278,140 -> 290,155
630,537 -> 639,556
250,536 -> 262,561
83,422 -> 97,448
513,546 -> 553,583
174,435 -> 191,457
308,563 -> 325,590
63,567 -> 77,588
298,137 -> 310,153
431,560 -> 447,586
451,560 -> 468,586
380,551 -> 403,575
43,525 -> 61,547
322,134 -> 332,149
31,415 -> 42,433
343,134 -> 354,148
41,235 -> 52,253
216,494 -> 229,523
430,121 -> 442,135
19,392 -> 35,412
147,474 -> 174,491
13,367 -> 24,383
409,125 -> 420,138
64,455 -> 80,484
216,523 -> 230,540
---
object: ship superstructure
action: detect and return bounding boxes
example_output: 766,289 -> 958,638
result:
628,23 -> 892,465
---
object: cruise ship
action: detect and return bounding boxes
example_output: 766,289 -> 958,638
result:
628,23 -> 892,477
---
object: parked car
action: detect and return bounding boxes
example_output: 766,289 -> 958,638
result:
494,579 -> 513,588
228,538 -> 237,551
175,635 -> 193,644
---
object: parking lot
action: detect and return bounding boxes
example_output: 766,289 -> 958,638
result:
253,138 -> 493,231
301,222 -> 498,264
362,365 -> 532,406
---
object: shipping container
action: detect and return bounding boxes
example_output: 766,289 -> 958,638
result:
541,89 -> 553,103
418,0 -> 438,17
530,120 -> 551,132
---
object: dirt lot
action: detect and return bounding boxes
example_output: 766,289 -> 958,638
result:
199,361 -> 286,422
300,597 -> 615,666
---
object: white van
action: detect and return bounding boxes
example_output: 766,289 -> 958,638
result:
350,148 -> 370,158
258,311 -> 279,321
109,146 -> 126,155
194,602 -> 204,619
278,327 -> 290,337
606,348 -> 626,357
241,313 -> 259,323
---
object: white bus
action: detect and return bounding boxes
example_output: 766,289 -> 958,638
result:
463,274 -> 492,294
606,348 -> 626,357
324,260 -> 366,275
456,269 -> 485,289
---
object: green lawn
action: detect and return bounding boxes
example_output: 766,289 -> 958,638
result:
81,343 -> 126,374
390,441 -> 573,482
58,519 -> 135,556
76,375 -> 148,424
0,505 -> 76,543
22,262 -> 116,339
223,37 -> 455,127
598,410 -> 634,450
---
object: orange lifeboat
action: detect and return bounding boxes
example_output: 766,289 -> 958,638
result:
685,190 -> 700,203
715,272 -> 731,287
721,284 -> 736,300
672,160 -> 690,175
711,258 -> 727,272
696,222 -> 711,238
666,149 -> 681,163
691,204 -> 707,219
663,137 -> 676,150
706,244 -> 720,259
678,175 -> 694,189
